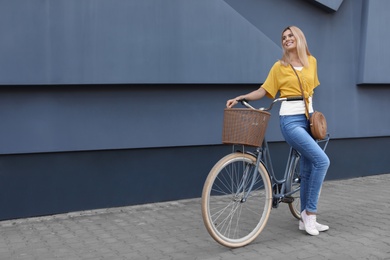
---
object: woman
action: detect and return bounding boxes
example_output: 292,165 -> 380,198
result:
226,26 -> 330,236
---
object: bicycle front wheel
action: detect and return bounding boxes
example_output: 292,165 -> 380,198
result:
201,152 -> 272,248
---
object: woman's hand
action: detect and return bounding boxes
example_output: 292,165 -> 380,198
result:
226,88 -> 266,108
227,95 -> 246,108
226,98 -> 240,108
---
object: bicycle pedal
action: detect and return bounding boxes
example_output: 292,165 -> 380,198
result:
281,197 -> 294,203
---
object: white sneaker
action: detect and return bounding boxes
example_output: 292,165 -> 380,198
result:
301,210 -> 319,236
299,220 -> 329,232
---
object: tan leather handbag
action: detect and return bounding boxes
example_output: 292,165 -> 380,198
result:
309,111 -> 327,140
290,65 -> 327,140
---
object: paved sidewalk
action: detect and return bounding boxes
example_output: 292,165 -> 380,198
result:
0,174 -> 389,260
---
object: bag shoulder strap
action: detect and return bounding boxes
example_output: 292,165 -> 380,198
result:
290,64 -> 309,119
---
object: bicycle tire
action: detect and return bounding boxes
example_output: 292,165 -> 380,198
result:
201,152 -> 272,248
287,155 -> 301,220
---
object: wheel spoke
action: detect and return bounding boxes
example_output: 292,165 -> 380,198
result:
202,153 -> 272,248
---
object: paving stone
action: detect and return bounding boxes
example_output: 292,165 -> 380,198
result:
0,174 -> 389,259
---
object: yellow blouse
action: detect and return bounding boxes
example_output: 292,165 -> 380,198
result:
261,55 -> 320,99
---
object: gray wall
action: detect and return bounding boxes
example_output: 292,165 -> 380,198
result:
1,0 -> 389,155
0,0 -> 389,220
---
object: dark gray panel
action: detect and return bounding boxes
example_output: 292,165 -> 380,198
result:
306,0 -> 344,12
0,145 -> 229,220
358,0 -> 390,84
0,85 -> 262,154
0,0 -> 279,84
0,137 -> 388,220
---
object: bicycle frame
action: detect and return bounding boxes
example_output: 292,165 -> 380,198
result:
237,98 -> 330,205
259,138 -> 300,199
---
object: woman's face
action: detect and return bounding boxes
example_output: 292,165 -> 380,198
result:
282,29 -> 297,51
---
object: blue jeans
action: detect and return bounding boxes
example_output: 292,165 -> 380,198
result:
280,114 -> 330,213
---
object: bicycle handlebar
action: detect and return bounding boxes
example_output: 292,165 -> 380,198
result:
239,97 -> 303,111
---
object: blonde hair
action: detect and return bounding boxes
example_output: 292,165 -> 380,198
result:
280,26 -> 311,67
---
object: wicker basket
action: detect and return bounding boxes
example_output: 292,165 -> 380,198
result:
222,108 -> 271,147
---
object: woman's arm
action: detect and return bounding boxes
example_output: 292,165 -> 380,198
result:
226,87 -> 267,108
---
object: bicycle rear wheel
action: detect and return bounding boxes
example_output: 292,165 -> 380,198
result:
288,155 -> 301,219
201,152 -> 272,248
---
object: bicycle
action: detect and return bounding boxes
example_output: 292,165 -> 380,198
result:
201,98 -> 329,248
